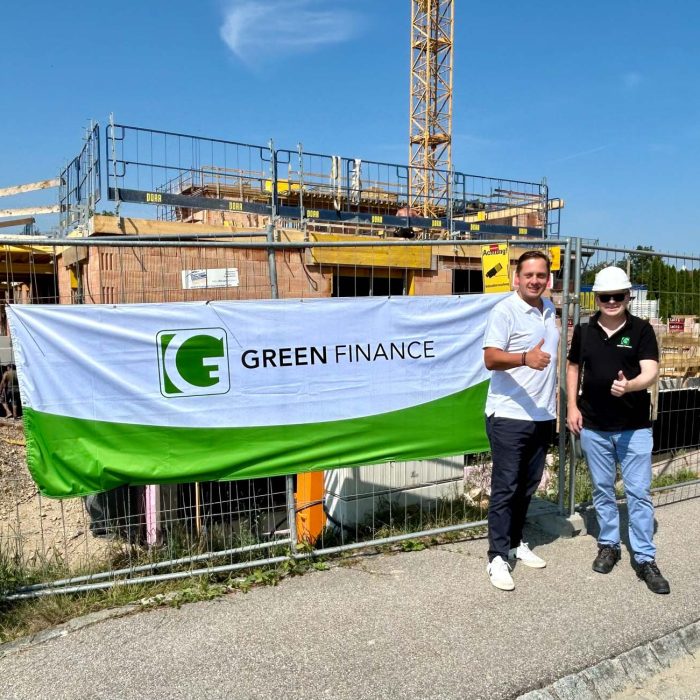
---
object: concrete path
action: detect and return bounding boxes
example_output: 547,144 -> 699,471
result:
0,498 -> 698,700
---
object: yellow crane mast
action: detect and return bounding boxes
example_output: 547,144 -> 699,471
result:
409,0 -> 454,220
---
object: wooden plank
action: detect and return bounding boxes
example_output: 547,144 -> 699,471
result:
277,229 -> 306,243
461,207 -> 529,223
0,205 -> 60,217
660,355 -> 700,370
0,179 -> 60,198
309,233 -> 432,269
61,246 -> 89,268
437,243 -> 485,259
459,198 -> 565,224
0,217 -> 34,229
91,215 -> 261,237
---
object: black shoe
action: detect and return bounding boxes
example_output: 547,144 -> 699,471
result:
592,545 -> 621,574
636,560 -> 671,594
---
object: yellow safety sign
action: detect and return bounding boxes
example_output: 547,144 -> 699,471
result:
481,243 -> 511,294
549,246 -> 561,272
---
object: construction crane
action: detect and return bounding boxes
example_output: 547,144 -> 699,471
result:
409,0 -> 454,220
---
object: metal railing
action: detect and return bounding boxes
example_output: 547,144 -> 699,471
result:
102,123 -> 549,239
58,123 -> 101,233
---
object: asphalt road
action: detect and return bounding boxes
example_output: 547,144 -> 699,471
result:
1,497 -> 698,700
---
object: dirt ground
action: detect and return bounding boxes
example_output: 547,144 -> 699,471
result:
0,418 -> 110,568
612,651 -> 700,699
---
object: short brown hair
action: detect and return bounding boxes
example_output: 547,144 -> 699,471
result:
516,250 -> 551,274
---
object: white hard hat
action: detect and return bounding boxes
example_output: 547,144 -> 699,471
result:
592,266 -> 632,292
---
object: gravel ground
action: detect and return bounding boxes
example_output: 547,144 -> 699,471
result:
0,419 -> 108,566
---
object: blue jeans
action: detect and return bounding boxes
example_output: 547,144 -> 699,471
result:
580,427 -> 655,564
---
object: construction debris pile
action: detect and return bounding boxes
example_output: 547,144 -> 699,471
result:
0,419 -> 107,562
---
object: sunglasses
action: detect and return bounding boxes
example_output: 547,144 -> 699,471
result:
597,293 -> 627,303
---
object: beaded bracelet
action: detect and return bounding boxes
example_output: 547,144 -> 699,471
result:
521,351 -> 527,367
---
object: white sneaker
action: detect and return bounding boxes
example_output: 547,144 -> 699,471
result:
487,556 -> 514,591
509,542 -> 546,568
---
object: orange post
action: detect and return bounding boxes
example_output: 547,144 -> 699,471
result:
295,471 -> 326,544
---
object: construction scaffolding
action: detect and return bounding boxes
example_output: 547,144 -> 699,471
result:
98,122 -> 552,241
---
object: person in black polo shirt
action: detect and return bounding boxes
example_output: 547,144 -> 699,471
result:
566,266 -> 669,594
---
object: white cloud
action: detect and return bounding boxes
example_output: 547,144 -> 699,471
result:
220,0 -> 362,65
622,71 -> 643,89
549,144 -> 609,164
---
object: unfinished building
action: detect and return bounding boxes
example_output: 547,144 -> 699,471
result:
53,122 -> 559,307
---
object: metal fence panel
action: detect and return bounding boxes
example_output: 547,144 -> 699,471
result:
567,244 -> 700,513
1,236 -> 697,597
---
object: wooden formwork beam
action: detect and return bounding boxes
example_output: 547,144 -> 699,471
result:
308,233 -> 432,270
91,214 -> 261,237
0,179 -> 60,198
0,205 -> 60,217
0,217 -> 34,229
460,198 -> 565,224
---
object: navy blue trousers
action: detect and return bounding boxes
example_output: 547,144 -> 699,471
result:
486,416 -> 553,562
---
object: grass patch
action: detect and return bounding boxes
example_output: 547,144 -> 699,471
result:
0,551 -> 330,645
1,578 -> 182,643
565,460 -> 699,508
540,442 -> 700,509
651,468 -> 698,489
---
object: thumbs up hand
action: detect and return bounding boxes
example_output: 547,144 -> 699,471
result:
611,370 -> 629,397
524,338 -> 551,371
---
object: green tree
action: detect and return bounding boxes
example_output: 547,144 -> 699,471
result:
623,246 -> 700,320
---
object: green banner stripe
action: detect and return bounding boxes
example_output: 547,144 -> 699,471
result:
24,381 -> 489,498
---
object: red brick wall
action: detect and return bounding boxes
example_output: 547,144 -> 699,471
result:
412,266 -> 453,296
56,244 -> 481,304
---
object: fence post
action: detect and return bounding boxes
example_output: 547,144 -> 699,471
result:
266,140 -> 296,551
108,113 -> 120,220
297,143 -> 307,241
567,236 -> 583,516
557,238 -> 572,515
541,177 -> 549,239
266,140 -> 280,301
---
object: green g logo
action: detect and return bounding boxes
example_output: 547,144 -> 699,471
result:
157,328 -> 230,398
620,336 -> 631,346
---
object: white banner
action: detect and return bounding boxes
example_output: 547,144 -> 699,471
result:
10,295 -> 504,429
8,294 -> 507,497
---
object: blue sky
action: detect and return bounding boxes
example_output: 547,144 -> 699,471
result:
1,0 -> 699,252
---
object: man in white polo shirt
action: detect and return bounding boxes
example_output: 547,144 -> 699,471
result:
482,250 -> 560,591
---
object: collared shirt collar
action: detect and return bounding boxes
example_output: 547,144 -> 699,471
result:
512,290 -> 546,314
